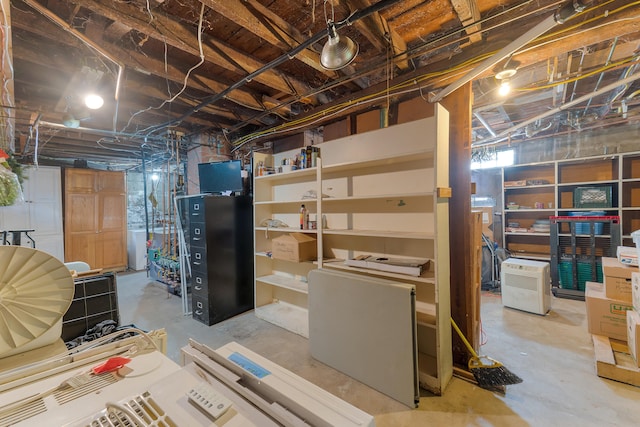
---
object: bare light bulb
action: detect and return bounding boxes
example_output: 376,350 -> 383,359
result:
498,80 -> 511,96
85,93 -> 104,110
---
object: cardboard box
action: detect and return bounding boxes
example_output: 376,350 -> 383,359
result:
271,233 -> 317,262
473,207 -> 493,241
628,310 -> 640,368
617,246 -> 638,266
632,272 -> 640,313
602,257 -> 634,301
585,282 -> 633,341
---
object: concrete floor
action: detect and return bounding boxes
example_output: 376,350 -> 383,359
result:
116,271 -> 640,426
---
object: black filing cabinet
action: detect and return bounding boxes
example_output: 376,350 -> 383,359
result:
187,194 -> 253,326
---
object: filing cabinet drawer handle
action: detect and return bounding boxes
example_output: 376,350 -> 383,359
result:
193,261 -> 201,266
195,285 -> 202,291
195,310 -> 203,315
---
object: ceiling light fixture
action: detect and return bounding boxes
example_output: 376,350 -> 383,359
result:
320,1 -> 358,70
84,93 -> 104,110
497,79 -> 512,96
495,61 -> 518,97
62,113 -> 80,129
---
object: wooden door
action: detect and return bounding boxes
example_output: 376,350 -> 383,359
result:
64,169 -> 127,270
97,190 -> 127,269
64,190 -> 99,267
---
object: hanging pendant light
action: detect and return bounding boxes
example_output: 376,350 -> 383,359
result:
320,21 -> 359,70
319,1 -> 358,70
62,112 -> 80,128
494,59 -> 519,97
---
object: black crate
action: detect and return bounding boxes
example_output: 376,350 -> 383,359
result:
62,273 -> 120,342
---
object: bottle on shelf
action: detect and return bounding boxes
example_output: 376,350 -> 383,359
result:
300,204 -> 309,230
299,149 -> 307,169
306,146 -> 312,168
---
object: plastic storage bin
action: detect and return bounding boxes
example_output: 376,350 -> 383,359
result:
568,211 -> 606,235
558,259 -> 603,291
574,186 -> 612,208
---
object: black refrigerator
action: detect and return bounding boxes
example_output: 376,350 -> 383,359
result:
185,194 -> 254,326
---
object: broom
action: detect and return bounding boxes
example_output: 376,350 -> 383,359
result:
450,317 -> 523,388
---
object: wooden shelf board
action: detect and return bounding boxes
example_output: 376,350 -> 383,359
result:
255,301 -> 309,338
322,260 -> 436,284
557,180 -> 617,186
322,192 -> 433,202
255,167 -> 317,182
416,301 -> 437,328
505,208 -> 555,213
509,253 -> 551,261
256,274 -> 308,294
322,229 -> 434,239
418,352 -> 441,395
504,184 -> 556,189
322,150 -> 434,174
505,232 -> 550,236
255,227 -> 318,235
255,199 -> 317,206
416,300 -> 436,317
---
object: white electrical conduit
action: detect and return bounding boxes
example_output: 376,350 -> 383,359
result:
430,1 -> 587,103
22,0 -> 123,129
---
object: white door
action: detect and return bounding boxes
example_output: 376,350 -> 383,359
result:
0,166 -> 64,261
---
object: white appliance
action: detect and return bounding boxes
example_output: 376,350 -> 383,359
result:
501,258 -> 551,315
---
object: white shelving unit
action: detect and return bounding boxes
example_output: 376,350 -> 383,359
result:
253,107 -> 452,395
253,163 -> 320,339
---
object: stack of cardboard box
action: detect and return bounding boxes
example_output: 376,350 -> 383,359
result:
586,256 -> 638,367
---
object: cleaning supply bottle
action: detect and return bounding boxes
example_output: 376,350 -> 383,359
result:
300,204 -> 308,230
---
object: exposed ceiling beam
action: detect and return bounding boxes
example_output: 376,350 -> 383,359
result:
346,0 -> 409,70
200,0 -> 334,77
70,0 -> 317,104
451,0 -> 482,43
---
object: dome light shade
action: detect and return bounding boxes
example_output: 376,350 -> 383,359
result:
320,23 -> 359,70
62,113 -> 80,128
85,93 -> 104,110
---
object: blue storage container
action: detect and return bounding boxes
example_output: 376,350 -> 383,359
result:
568,211 -> 606,235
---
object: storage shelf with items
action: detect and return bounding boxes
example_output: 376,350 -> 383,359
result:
253,161 -> 320,338
502,162 -> 555,259
253,109 -> 452,396
500,154 -> 640,261
550,215 -> 620,300
621,152 -> 640,245
557,157 -> 618,214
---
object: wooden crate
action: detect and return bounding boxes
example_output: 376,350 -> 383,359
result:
592,334 -> 640,387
